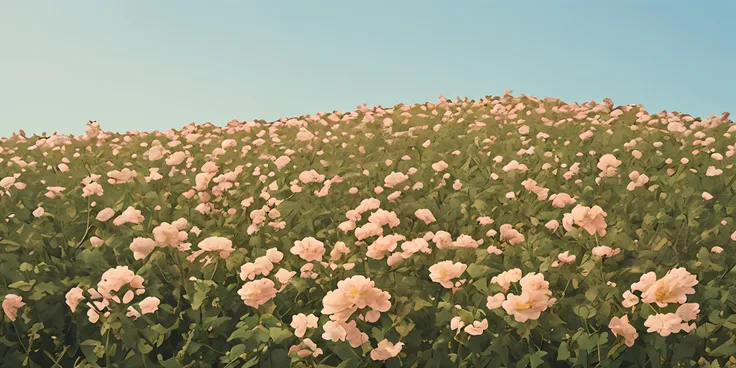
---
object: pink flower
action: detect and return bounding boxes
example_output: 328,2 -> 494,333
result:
96,208 -> 115,222
609,315 -> 638,347
702,192 -> 713,200
127,296 -> 161,319
644,313 -> 694,336
487,293 -> 505,309
90,236 -> 104,248
274,155 -> 291,170
565,205 -> 608,236
237,279 -> 278,308
368,209 -> 400,228
675,303 -> 700,322
545,220 -> 560,231
622,291 -> 639,308
274,268 -> 296,288
432,161 -> 448,172
429,261 -> 467,288
291,313 -> 318,338
711,246 -> 723,254
66,287 -> 85,312
450,316 -> 465,334
198,237 -> 234,258
291,237 -> 326,262
463,319 -> 488,336
631,268 -> 698,307
288,338 -> 323,358
451,234 -> 480,249
32,207 -> 44,218
107,168 -> 137,184
597,154 -> 621,177
129,238 -> 156,260
491,268 -> 522,291
501,290 -> 550,323
499,224 -> 525,245
557,251 -> 576,264
321,320 -> 348,342
383,172 -> 409,188
414,209 -> 436,224
370,339 -> 404,361
330,241 -> 350,261
2,294 -> 25,321
113,206 -> 144,226
321,276 -> 391,322
97,266 -> 145,301
366,234 -> 404,260
153,222 -> 189,249
591,246 -> 621,258
487,245 -> 503,255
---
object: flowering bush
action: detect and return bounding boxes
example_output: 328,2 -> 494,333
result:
0,92 -> 735,367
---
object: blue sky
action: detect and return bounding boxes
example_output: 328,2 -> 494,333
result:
1,1 -> 734,137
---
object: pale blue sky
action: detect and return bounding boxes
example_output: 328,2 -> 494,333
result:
1,1 -> 734,137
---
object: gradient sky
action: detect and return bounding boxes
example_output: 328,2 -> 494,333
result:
1,1 -> 734,137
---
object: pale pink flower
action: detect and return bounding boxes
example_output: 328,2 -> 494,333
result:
288,338 -> 323,358
565,205 -> 608,236
711,246 -> 724,254
644,313 -> 693,336
622,291 -> 639,308
499,224 -> 525,245
429,261 -> 467,288
97,266 -> 145,301
464,319 -> 488,336
330,241 -> 350,261
597,154 -> 622,177
90,236 -> 104,248
631,268 -> 698,307
32,207 -> 44,218
113,206 -> 144,226
491,268 -> 522,291
414,209 -> 436,224
321,276 -> 391,322
487,245 -> 503,255
96,208 -> 115,222
290,313 -> 319,338
129,238 -> 156,260
431,231 -> 453,249
383,172 -> 409,188
609,315 -> 638,347
370,340 -> 404,361
702,192 -> 713,200
545,220 -> 560,231
676,303 -> 700,322
198,237 -> 235,258
367,209 -> 400,228
274,268 -> 296,287
65,287 -> 85,312
366,234 -> 404,260
486,293 -> 505,309
501,291 -> 550,323
557,251 -> 576,264
3,294 -> 25,321
450,316 -> 465,334
291,237 -> 326,262
432,161 -> 448,172
237,279 -> 278,308
153,222 -> 188,247
591,246 -> 621,258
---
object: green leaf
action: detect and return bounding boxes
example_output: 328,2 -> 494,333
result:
268,327 -> 293,344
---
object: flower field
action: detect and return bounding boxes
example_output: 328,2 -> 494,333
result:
1,92 -> 735,367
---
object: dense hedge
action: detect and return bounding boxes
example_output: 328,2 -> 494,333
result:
0,93 -> 735,367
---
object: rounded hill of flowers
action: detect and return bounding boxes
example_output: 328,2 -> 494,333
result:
1,91 -> 735,367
